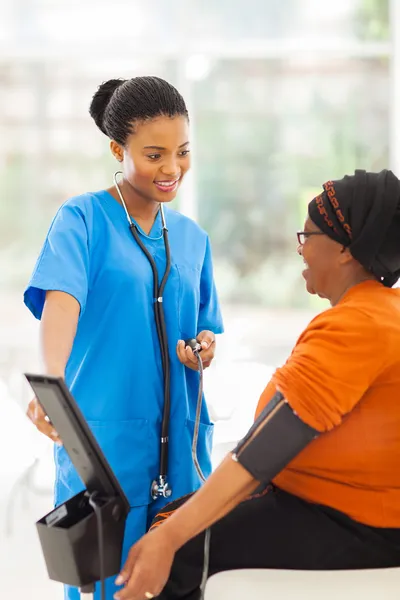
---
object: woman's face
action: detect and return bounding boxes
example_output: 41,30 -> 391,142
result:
112,115 -> 191,203
298,217 -> 345,299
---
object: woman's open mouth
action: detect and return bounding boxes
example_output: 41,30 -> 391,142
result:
302,259 -> 310,279
154,178 -> 180,193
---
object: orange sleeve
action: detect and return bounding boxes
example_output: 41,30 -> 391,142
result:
271,305 -> 386,432
255,380 -> 277,419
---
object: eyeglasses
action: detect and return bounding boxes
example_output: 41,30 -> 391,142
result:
297,231 -> 325,245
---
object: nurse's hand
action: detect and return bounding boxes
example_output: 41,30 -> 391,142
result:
113,527 -> 175,600
177,330 -> 216,371
27,397 -> 62,445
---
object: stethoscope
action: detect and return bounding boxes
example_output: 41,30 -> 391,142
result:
114,171 -> 173,500
113,171 -> 206,502
114,171 -> 211,597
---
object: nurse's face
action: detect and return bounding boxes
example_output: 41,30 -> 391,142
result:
112,115 -> 191,203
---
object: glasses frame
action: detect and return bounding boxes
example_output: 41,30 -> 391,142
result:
297,231 -> 325,245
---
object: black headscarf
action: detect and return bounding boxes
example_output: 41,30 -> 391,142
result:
308,169 -> 400,288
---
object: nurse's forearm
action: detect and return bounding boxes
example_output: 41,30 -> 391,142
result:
40,290 -> 80,377
161,454 -> 259,550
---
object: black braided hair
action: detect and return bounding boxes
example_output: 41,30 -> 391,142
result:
89,76 -> 189,145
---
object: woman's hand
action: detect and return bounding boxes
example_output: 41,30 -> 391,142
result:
113,527 -> 176,600
176,330 -> 216,371
27,397 -> 62,444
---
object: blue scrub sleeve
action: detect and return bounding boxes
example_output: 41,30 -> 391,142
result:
24,204 -> 90,320
197,236 -> 224,335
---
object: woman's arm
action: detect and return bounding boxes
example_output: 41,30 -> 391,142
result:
27,290 -> 80,441
114,454 -> 259,600
40,290 -> 80,376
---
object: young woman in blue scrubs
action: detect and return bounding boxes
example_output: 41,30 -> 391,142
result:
24,76 -> 223,600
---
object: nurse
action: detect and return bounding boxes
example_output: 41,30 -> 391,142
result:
24,75 -> 224,600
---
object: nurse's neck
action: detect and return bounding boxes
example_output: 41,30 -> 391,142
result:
108,179 -> 160,235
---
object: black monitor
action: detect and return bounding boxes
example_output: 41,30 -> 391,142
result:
24,373 -> 130,589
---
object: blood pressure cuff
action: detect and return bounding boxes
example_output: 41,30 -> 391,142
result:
232,391 -> 319,483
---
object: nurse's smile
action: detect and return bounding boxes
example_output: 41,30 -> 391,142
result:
153,178 -> 181,194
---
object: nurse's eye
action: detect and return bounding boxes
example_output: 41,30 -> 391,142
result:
147,153 -> 161,160
179,149 -> 190,157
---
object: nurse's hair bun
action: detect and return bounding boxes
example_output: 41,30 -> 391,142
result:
89,76 -> 188,145
89,79 -> 126,137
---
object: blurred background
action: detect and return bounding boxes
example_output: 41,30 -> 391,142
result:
0,0 -> 399,597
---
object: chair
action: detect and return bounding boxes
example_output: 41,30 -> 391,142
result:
204,567 -> 400,599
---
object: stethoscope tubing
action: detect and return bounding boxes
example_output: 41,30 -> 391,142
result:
113,172 -> 171,478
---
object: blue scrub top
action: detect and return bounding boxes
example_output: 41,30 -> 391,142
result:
24,190 -> 224,511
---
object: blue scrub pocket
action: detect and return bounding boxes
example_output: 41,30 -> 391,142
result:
55,419 -> 157,508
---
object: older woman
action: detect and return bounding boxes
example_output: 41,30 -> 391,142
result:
114,169 -> 400,600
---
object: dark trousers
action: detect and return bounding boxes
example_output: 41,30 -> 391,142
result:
155,486 -> 400,599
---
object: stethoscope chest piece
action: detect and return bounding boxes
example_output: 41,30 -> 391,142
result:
151,475 -> 172,500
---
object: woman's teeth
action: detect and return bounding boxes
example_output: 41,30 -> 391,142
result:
157,180 -> 178,187
154,179 -> 179,192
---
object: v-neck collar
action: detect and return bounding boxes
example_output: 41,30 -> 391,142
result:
100,189 -> 164,239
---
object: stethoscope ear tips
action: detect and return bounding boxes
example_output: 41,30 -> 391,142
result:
184,338 -> 202,353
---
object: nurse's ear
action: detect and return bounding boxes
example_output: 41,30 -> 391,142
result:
110,140 -> 124,163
